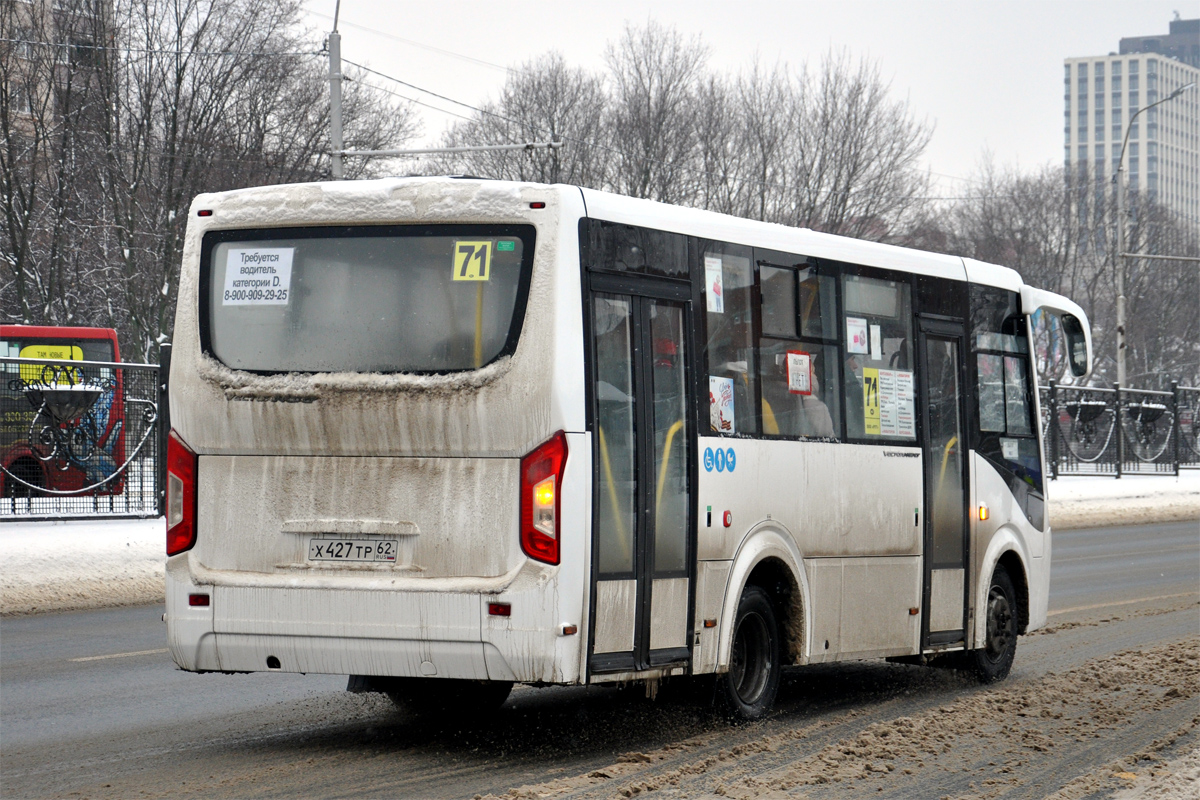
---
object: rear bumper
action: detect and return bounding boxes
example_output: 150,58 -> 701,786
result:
165,556 -> 582,684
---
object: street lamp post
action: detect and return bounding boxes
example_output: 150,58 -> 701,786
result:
1113,81 -> 1195,386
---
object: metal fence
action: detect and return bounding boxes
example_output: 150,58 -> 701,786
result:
1041,382 -> 1200,477
0,355 -> 165,520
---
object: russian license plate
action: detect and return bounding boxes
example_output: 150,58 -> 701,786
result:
308,538 -> 398,563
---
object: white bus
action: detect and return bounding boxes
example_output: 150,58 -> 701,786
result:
165,177 -> 1092,719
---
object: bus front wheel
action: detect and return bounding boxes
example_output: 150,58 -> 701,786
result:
717,585 -> 781,720
967,565 -> 1018,683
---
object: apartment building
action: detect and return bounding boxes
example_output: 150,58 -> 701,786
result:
1063,18 -> 1200,227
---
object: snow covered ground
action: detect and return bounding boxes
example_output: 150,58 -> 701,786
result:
1048,469 -> 1200,529
1,516 -> 163,616
1,472 -> 1197,616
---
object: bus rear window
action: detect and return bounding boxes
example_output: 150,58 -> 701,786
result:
203,225 -> 535,374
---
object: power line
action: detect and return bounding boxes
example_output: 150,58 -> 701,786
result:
343,58 -> 501,119
306,11 -> 511,74
346,74 -> 477,124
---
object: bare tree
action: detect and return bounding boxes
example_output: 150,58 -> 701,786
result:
1,0 -> 418,359
603,21 -> 707,204
780,52 -> 934,240
433,52 -> 609,186
1,0 -> 112,327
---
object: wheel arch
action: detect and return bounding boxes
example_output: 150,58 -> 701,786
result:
716,524 -> 810,671
974,527 -> 1031,648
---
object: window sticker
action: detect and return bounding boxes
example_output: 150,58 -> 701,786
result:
786,350 -> 812,395
705,256 -> 724,313
1001,437 -> 1020,460
847,316 -> 869,354
870,324 -> 882,361
223,247 -> 294,305
453,241 -> 492,281
862,367 -> 915,438
863,367 -> 881,435
709,375 -> 735,432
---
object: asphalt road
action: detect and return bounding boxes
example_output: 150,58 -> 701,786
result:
1,520 -> 1197,799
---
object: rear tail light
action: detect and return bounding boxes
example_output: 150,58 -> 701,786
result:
520,431 -> 567,565
166,429 -> 198,556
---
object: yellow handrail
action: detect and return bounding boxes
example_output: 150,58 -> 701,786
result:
597,426 -> 631,563
654,419 -> 685,516
762,398 -> 779,435
473,283 -> 484,368
937,435 -> 958,492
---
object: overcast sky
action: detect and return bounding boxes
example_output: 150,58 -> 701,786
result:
300,0 -> 1188,196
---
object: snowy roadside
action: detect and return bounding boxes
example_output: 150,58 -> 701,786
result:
1,517 -> 163,617
1048,470 -> 1200,529
1,472 -> 1197,617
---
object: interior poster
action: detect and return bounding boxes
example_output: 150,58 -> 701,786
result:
864,368 -> 916,438
705,256 -> 724,313
847,316 -> 869,354
786,350 -> 812,395
709,375 -> 735,432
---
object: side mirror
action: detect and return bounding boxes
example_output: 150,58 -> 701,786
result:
1061,314 -> 1088,377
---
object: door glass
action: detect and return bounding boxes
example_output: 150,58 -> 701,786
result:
926,337 -> 964,565
650,303 -> 688,574
593,295 -> 637,574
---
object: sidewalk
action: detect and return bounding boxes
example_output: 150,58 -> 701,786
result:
1,473 -> 1197,616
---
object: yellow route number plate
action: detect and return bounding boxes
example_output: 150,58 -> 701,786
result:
453,241 -> 492,281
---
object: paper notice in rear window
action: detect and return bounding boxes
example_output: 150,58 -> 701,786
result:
222,248 -> 294,305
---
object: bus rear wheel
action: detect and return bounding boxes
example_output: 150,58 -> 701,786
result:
967,565 -> 1018,683
717,586 -> 781,720
386,678 -> 513,718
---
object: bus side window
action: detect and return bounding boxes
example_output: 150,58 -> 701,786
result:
704,244 -> 757,436
841,273 -> 915,442
757,262 -> 840,439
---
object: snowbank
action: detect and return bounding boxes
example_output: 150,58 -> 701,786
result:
1,472 -> 1196,616
0,517 -> 163,616
1048,470 -> 1200,529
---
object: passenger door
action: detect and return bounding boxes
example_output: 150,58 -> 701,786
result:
588,276 -> 694,674
918,320 -> 970,649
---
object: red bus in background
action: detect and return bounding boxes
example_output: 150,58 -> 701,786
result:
0,325 -> 125,497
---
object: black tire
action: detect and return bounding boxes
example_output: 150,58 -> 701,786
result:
717,586 -> 781,720
967,565 -> 1018,683
386,678 -> 513,718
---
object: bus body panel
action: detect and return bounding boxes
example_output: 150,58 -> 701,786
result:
700,437 -> 924,668
167,180 -> 592,685
971,451 -> 1049,647
696,438 -> 923,560
195,454 -> 522,579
